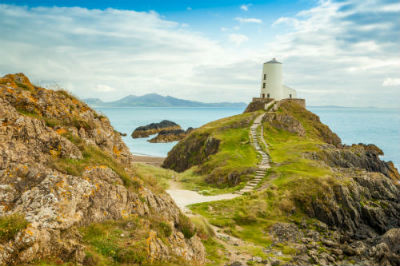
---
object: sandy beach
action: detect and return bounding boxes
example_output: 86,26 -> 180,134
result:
132,155 -> 165,166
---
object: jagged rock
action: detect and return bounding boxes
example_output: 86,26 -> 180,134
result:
0,73 -> 205,265
270,222 -> 303,243
131,120 -> 181,138
163,132 -> 220,172
148,127 -> 195,143
263,113 -> 306,136
312,143 -> 400,181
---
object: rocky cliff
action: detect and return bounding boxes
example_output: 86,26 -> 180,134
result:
0,73 -> 205,265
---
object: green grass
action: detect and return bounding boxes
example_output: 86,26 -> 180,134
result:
202,238 -> 227,266
79,215 -> 184,266
79,216 -> 148,265
0,214 -> 29,243
187,102 -> 347,261
133,162 -> 174,190
167,111 -> 262,193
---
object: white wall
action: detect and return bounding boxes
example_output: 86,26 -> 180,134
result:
260,62 -> 283,100
284,85 -> 297,98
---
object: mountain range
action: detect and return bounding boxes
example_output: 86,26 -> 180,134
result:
84,93 -> 246,108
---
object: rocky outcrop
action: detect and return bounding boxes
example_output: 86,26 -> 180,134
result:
162,132 -> 220,172
310,143 -> 400,181
149,127 -> 195,143
263,112 -> 306,136
0,73 -> 132,165
131,120 -> 181,138
244,98 -> 274,113
0,73 -> 205,265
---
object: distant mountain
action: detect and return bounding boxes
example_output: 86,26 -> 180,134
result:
84,93 -> 246,108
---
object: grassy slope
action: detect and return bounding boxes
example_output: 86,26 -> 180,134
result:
173,111 -> 261,195
189,102 -> 346,263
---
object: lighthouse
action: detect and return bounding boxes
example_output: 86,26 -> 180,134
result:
245,58 -> 304,112
259,58 -> 297,101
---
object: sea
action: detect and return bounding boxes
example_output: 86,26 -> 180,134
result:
96,106 -> 400,170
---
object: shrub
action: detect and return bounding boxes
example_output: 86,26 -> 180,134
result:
157,222 -> 172,238
0,214 -> 29,243
233,211 -> 257,225
178,213 -> 196,239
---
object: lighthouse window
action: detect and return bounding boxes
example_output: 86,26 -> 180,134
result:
264,74 -> 266,80
263,83 -> 266,88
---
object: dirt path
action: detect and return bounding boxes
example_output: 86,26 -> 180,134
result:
166,182 -> 238,213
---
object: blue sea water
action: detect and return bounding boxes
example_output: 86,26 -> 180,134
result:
97,106 -> 400,170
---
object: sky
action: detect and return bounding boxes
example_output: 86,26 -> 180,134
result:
0,0 -> 399,107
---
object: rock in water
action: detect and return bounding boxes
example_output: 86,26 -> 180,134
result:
148,127 -> 195,143
131,120 -> 181,138
0,73 -> 205,265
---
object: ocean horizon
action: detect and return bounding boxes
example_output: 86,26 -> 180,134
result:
96,106 -> 400,170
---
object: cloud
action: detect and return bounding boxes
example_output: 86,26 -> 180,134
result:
0,4 -> 246,102
240,4 -> 251,11
382,78 -> 400,87
228,34 -> 249,45
267,0 -> 400,107
96,84 -> 116,92
0,1 -> 399,107
235,17 -> 262,23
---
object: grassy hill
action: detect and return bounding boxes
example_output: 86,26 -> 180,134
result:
163,100 -> 400,266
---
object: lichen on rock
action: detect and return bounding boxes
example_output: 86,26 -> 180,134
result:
0,73 -> 205,265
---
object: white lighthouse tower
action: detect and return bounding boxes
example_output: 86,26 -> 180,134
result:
260,58 -> 283,100
246,58 -> 303,112
259,58 -> 297,101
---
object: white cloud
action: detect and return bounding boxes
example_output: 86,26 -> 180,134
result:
382,78 -> 400,87
0,1 -> 399,107
228,34 -> 249,45
0,5 -> 246,102
235,17 -> 262,23
240,4 -> 251,11
96,84 -> 116,92
266,0 -> 400,107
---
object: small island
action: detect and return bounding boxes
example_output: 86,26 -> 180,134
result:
132,120 -> 194,143
131,120 -> 181,138
149,127 -> 194,143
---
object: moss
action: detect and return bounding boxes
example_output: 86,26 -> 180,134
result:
0,214 -> 29,243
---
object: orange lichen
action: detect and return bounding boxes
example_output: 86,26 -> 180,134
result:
56,128 -> 67,135
113,146 -> 121,156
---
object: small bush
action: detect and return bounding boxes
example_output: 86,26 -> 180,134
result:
115,243 -> 147,264
158,222 -> 172,238
15,81 -> 30,91
0,214 -> 29,243
178,213 -> 196,239
190,216 -> 215,240
233,211 -> 257,225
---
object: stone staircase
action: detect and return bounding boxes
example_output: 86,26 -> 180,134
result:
236,102 -> 274,195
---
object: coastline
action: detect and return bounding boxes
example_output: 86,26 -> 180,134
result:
132,154 -> 165,167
